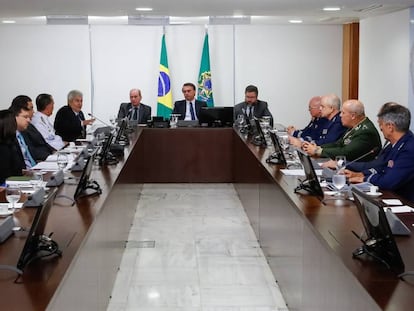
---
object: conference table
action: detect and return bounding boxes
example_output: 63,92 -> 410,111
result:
0,127 -> 413,311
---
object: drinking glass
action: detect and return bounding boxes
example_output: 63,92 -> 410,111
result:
6,185 -> 21,213
109,115 -> 117,127
57,152 -> 69,170
335,155 -> 346,173
236,114 -> 246,129
332,174 -> 346,195
279,135 -> 290,151
30,171 -> 44,189
260,116 -> 271,136
170,114 -> 179,128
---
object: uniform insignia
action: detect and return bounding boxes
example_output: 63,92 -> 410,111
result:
388,160 -> 394,168
344,138 -> 351,145
322,129 -> 327,134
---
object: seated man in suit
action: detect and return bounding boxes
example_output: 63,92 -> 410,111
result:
9,100 -> 39,169
9,95 -> 54,162
344,104 -> 414,202
234,85 -> 273,126
117,88 -> 152,124
54,90 -> 95,142
172,82 -> 207,120
302,99 -> 382,161
32,93 -> 66,150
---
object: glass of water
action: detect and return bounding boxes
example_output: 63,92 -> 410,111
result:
57,152 -> 69,170
109,115 -> 117,127
170,114 -> 179,128
236,114 -> 246,129
6,185 -> 21,213
332,174 -> 346,196
30,171 -> 44,189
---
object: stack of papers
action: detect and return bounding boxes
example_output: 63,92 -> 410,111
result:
280,169 -> 322,176
381,198 -> 414,213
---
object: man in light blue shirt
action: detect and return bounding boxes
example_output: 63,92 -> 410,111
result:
32,93 -> 65,150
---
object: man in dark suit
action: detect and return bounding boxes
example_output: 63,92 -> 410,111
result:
8,100 -> 37,169
54,90 -> 95,142
172,83 -> 207,120
234,85 -> 273,126
117,88 -> 152,124
9,95 -> 54,162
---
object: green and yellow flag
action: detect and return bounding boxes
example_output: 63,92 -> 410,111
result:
157,34 -> 173,118
197,33 -> 214,107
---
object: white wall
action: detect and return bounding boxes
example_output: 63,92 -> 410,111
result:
235,25 -> 342,127
359,9 -> 410,123
0,24 -> 342,128
0,25 -> 92,114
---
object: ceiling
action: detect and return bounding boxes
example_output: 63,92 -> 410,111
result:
1,0 -> 414,24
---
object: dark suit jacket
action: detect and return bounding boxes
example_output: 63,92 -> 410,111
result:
234,100 -> 273,126
21,123 -> 54,161
117,102 -> 152,123
0,140 -> 25,184
54,105 -> 86,142
172,100 -> 207,120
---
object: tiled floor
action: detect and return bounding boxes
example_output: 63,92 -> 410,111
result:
107,184 -> 289,311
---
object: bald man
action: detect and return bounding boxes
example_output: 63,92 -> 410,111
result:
302,99 -> 381,161
118,89 -> 152,124
288,96 -> 328,147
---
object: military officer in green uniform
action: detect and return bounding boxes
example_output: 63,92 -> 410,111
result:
302,99 -> 381,161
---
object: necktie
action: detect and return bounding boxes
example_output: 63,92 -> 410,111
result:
248,106 -> 252,119
133,107 -> 138,121
77,112 -> 86,138
189,102 -> 196,120
17,133 -> 36,168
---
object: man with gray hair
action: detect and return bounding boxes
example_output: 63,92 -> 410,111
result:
344,103 -> 414,202
302,99 -> 381,161
54,90 -> 95,142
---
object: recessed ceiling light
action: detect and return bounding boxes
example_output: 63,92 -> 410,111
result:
289,19 -> 303,24
136,7 -> 153,12
323,7 -> 341,11
2,20 -> 16,24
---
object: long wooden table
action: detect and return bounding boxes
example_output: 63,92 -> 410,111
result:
0,127 -> 413,310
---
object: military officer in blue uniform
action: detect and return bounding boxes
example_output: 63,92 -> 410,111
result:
344,103 -> 414,202
289,94 -> 346,148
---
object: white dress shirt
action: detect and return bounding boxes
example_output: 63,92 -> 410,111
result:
185,100 -> 197,121
32,111 -> 65,150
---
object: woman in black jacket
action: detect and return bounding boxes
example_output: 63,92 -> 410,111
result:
0,109 -> 25,184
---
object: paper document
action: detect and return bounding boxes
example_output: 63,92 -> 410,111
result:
280,169 -> 322,176
384,205 -> 414,213
382,199 -> 403,206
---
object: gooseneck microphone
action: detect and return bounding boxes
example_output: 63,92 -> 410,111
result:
344,147 -> 380,168
87,113 -> 114,128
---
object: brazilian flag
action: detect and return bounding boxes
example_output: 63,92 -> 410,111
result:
157,34 -> 173,118
197,33 -> 214,107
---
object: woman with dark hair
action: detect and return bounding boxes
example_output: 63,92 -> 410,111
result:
0,109 -> 25,184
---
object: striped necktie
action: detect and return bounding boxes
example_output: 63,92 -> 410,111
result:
17,133 -> 36,168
